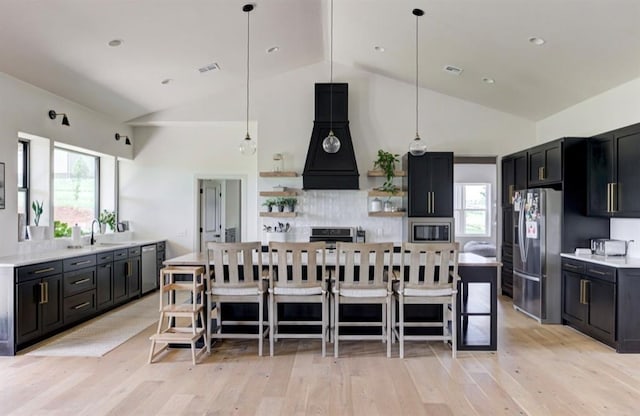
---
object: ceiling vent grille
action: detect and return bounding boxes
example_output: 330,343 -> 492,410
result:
198,62 -> 220,73
443,65 -> 463,75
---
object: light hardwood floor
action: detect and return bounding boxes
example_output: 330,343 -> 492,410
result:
1,295 -> 639,415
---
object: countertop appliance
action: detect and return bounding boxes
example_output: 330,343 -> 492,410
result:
309,227 -> 355,249
141,244 -> 158,294
405,217 -> 454,243
512,188 -> 562,323
591,238 -> 628,256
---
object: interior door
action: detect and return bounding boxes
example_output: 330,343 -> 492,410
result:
201,180 -> 223,250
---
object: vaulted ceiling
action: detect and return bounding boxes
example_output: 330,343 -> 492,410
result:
1,0 -> 639,123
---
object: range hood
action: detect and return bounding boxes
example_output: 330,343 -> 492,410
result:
303,83 -> 359,190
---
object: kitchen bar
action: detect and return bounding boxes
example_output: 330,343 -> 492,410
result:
164,248 -> 500,351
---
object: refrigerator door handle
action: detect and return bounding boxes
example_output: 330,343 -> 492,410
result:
514,270 -> 540,283
518,201 -> 528,263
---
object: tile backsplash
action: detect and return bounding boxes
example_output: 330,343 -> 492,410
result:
260,190 -> 404,244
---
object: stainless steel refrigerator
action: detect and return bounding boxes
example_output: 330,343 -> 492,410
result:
512,188 -> 562,323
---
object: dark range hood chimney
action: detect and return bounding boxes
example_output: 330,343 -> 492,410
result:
303,83 -> 359,190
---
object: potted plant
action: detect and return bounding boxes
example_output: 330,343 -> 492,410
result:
263,222 -> 291,243
99,209 -> 116,233
275,197 -> 286,212
282,197 -> 297,212
262,198 -> 276,212
27,200 -> 48,240
373,149 -> 400,194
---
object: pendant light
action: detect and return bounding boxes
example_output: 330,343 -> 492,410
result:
239,4 -> 257,156
322,0 -> 340,154
408,8 -> 427,156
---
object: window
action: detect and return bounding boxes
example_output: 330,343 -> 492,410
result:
17,140 -> 29,224
53,147 -> 99,233
454,183 -> 491,236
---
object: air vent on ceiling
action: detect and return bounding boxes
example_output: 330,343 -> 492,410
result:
443,65 -> 463,76
198,62 -> 220,73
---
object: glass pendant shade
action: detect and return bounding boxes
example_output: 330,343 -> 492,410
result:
239,133 -> 256,155
322,130 -> 341,153
409,135 -> 427,156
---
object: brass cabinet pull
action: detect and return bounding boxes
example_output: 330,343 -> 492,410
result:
426,193 -> 430,214
583,280 -> 589,305
508,185 -> 514,203
39,282 -> 46,304
430,192 -> 435,213
565,263 -> 578,270
611,182 -> 618,212
579,280 -> 586,304
588,269 -> 606,276
607,183 -> 611,213
34,267 -> 55,275
538,166 -> 543,180
73,278 -> 91,285
72,260 -> 92,266
73,301 -> 91,310
126,261 -> 132,277
43,282 -> 49,304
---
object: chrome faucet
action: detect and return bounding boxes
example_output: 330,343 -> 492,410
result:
90,219 -> 100,245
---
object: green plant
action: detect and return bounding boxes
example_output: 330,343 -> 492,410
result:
31,200 -> 44,226
54,220 -> 72,238
373,149 -> 400,193
282,197 -> 297,211
99,209 -> 116,231
275,197 -> 286,212
262,198 -> 276,212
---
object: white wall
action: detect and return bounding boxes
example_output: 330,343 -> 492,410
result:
537,75 -> 640,257
0,72 -> 132,257
130,62 -> 534,250
121,124 -> 257,257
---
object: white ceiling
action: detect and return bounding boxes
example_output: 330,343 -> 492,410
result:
1,0 -> 639,123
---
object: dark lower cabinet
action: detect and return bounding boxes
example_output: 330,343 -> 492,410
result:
16,274 -> 64,346
562,259 -> 616,348
128,256 -> 141,298
96,262 -> 114,310
113,251 -> 141,304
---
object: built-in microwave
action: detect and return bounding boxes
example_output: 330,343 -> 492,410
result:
405,217 -> 455,243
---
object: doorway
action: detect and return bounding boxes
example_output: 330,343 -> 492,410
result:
198,179 -> 242,251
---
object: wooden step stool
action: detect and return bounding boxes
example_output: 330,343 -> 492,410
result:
148,265 -> 206,365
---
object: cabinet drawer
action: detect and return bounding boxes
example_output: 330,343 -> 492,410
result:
63,255 -> 97,272
64,268 -> 96,297
96,251 -> 114,265
157,241 -> 166,251
586,264 -> 616,283
562,259 -> 585,274
113,249 -> 128,260
64,290 -> 96,323
128,246 -> 141,257
16,261 -> 63,283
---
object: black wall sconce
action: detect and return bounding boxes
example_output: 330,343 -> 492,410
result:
115,133 -> 131,145
48,110 -> 70,126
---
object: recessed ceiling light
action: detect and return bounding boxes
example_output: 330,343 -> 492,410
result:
374,45 -> 385,52
161,78 -> 173,85
267,46 -> 280,53
482,77 -> 495,84
528,36 -> 546,46
443,65 -> 463,76
108,39 -> 123,47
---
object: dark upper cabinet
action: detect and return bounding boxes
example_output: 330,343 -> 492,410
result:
527,140 -> 562,187
501,151 -> 527,207
588,124 -> 640,217
404,152 -> 453,217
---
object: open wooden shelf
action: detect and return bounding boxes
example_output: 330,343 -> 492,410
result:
367,170 -> 406,177
259,171 -> 298,178
259,190 -> 299,197
368,190 -> 406,197
368,211 -> 405,217
260,212 -> 297,218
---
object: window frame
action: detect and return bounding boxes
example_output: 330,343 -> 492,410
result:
53,146 -> 101,234
454,182 -> 491,237
18,140 -> 30,225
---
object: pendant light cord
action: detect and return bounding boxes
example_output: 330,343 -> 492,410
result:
329,0 -> 334,134
415,12 -> 419,138
246,8 -> 250,138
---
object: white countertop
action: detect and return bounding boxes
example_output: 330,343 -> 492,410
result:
0,239 -> 165,268
561,253 -> 640,268
164,251 -> 500,267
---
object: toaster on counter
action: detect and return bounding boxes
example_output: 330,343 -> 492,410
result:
591,239 -> 628,256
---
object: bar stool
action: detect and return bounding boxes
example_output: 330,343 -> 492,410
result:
148,265 -> 206,365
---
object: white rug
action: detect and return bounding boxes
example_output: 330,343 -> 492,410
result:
26,294 -> 159,357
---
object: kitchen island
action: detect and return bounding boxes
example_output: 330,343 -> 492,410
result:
165,250 -> 500,351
